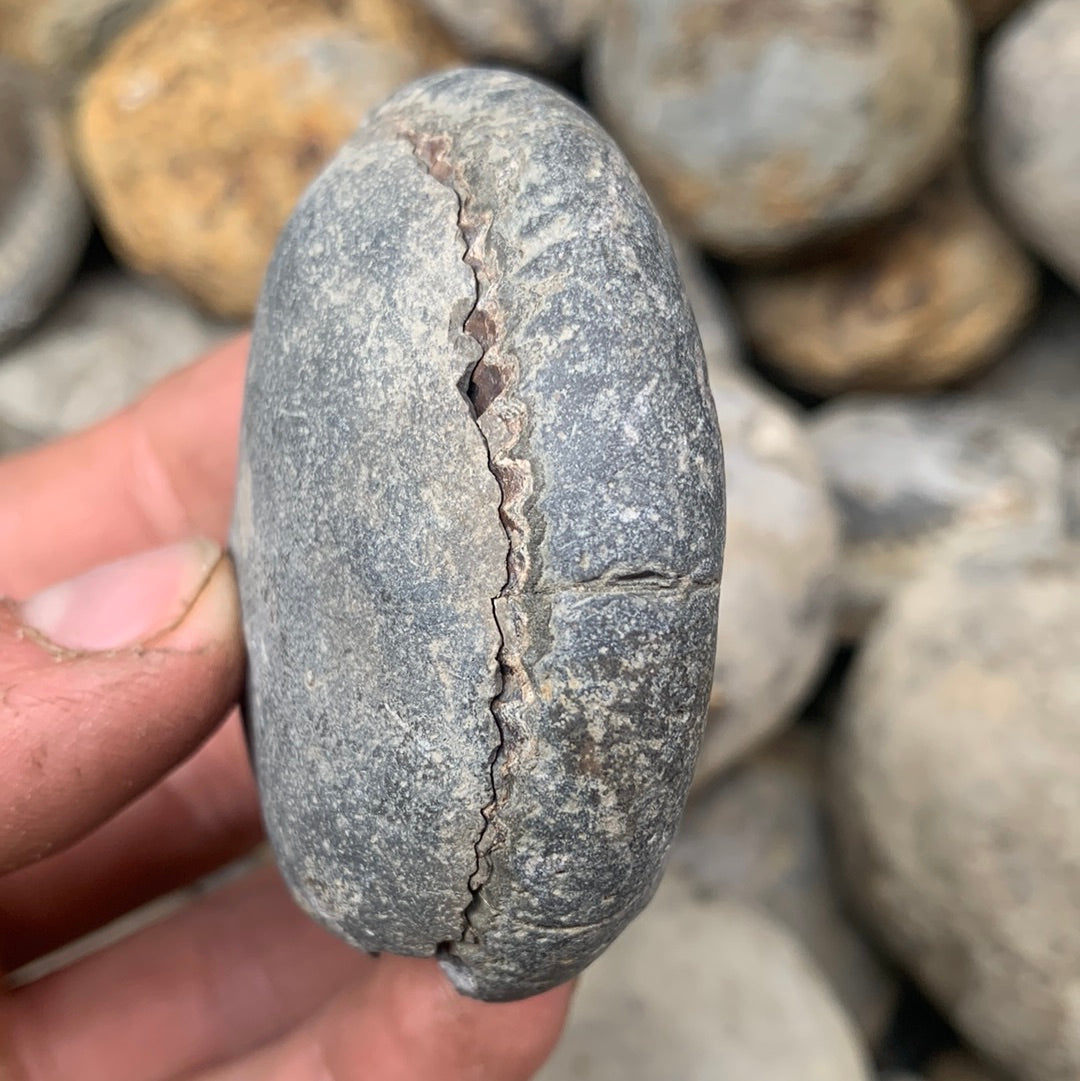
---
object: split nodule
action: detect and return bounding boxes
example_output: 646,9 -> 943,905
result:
231,67 -> 726,1002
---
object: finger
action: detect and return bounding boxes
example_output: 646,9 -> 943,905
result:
0,540 -> 244,876
0,712 -> 260,973
190,954 -> 574,1081
2,867 -> 370,1081
0,332 -> 249,599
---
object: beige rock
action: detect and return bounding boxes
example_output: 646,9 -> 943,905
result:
673,727 -> 897,1042
535,875 -> 872,1081
0,270 -> 235,442
831,514 -> 1080,1081
810,395 -> 1062,638
73,0 -> 457,319
733,167 -> 1038,396
698,366 -> 838,779
589,0 -> 971,259
416,0 -> 602,69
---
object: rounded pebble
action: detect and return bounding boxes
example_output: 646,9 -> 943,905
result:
535,875 -> 873,1081
73,0 -> 458,319
698,365 -> 838,778
589,0 -> 971,259
982,0 -> 1080,295
673,727 -> 898,1042
734,166 -> 1038,395
809,395 -> 1062,637
0,270 -> 235,443
232,68 -> 725,1003
832,521 -> 1080,1081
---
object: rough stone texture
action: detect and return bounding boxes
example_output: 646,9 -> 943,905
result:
970,289 -> 1080,450
588,0 -> 970,259
0,60 -> 89,349
0,0 -> 162,84
831,529 -> 1080,1081
232,68 -> 725,1002
416,0 -> 603,69
73,0 -> 458,320
0,270 -> 235,443
809,395 -> 1062,638
965,0 -> 1024,30
697,364 -> 837,778
672,727 -> 898,1042
535,874 -> 872,1081
733,166 -> 1038,395
982,0 -> 1080,295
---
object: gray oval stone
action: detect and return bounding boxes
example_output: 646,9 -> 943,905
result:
231,67 -> 726,1002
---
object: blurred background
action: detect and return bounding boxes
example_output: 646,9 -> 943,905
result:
1,2 -> 1078,1080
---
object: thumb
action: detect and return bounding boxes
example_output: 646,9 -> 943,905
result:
0,540 -> 245,877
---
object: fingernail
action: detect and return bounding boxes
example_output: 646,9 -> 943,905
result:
20,539 -> 223,652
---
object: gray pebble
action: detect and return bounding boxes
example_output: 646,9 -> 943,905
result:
809,395 -> 1062,638
982,0 -> 1080,294
232,68 -> 725,1002
588,0 -> 970,259
698,366 -> 838,779
0,270 -> 235,443
673,727 -> 898,1043
0,60 -> 89,349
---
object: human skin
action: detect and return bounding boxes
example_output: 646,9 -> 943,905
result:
0,333 -> 572,1081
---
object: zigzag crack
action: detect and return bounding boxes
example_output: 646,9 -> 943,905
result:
405,130 -> 526,951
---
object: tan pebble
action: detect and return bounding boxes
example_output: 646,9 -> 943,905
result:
734,166 -> 1038,396
73,0 -> 458,319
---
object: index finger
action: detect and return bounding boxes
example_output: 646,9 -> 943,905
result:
0,333 -> 250,599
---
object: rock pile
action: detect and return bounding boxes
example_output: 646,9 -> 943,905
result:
5,0 -> 1080,1076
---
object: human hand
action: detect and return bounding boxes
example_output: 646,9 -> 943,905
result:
0,334 -> 573,1080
